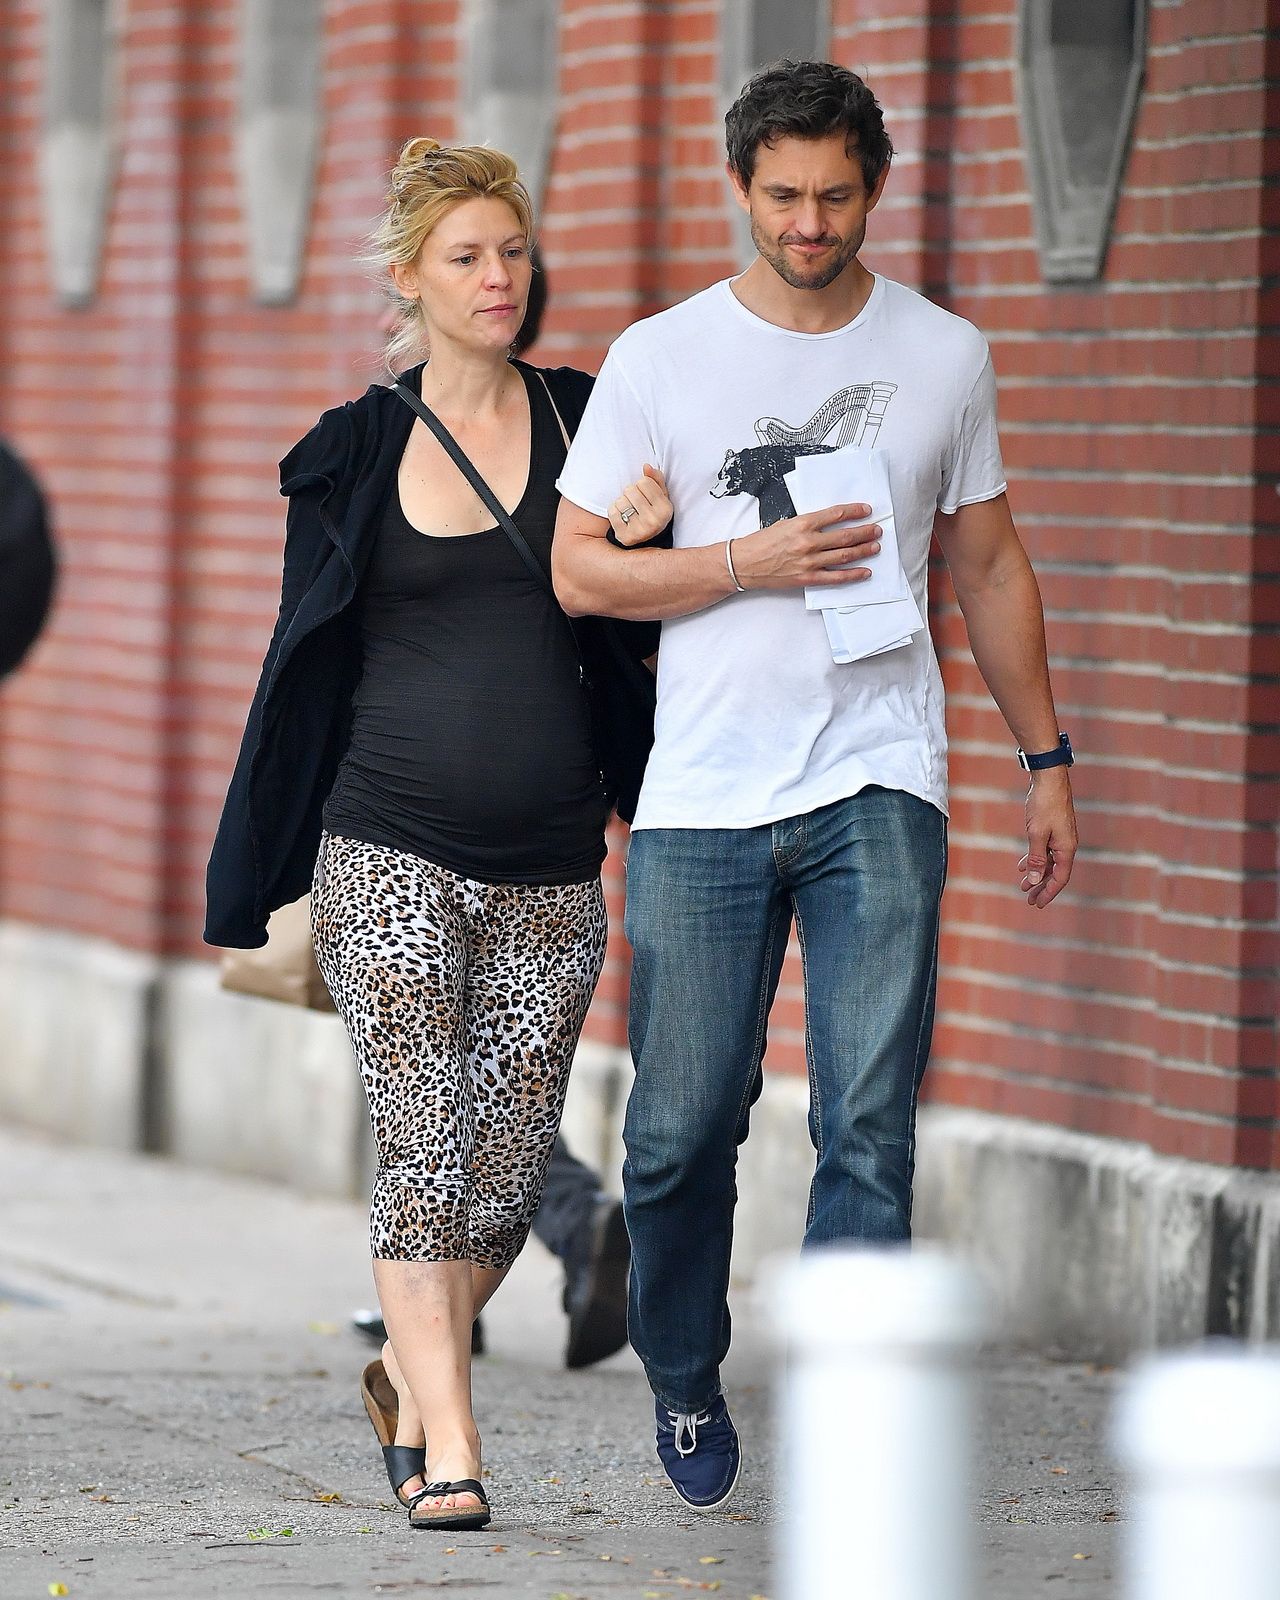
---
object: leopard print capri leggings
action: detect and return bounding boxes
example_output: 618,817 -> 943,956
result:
310,833 -> 608,1267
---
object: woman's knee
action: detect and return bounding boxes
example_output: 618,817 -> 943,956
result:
372,1165 -> 470,1261
465,1199 -> 533,1271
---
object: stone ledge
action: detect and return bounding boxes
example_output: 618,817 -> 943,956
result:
560,1049 -> 1280,1357
157,959 -> 364,1200
0,920 -> 157,1149
913,1106 -> 1280,1359
4,921 -> 1277,1357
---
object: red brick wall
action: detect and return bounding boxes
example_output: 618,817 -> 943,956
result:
1,0 -> 1275,1170
836,0 -> 1280,1168
0,1 -> 459,954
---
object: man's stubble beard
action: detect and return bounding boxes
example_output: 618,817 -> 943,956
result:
749,211 -> 867,292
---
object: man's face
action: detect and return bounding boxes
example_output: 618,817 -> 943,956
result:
729,132 -> 887,291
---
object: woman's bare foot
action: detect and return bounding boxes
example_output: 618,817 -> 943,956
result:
382,1339 -> 426,1499
413,1430 -> 483,1515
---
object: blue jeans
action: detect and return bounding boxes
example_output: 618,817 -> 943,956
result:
621,786 -> 947,1413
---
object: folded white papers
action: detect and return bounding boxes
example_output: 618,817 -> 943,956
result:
820,608 -> 915,664
784,445 -> 923,663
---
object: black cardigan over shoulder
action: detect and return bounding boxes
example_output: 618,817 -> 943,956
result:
204,360 -> 657,950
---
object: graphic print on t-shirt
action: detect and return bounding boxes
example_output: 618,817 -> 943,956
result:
710,380 -> 898,527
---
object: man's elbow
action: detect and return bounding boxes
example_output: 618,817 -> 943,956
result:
551,545 -> 594,618
555,582 -> 592,620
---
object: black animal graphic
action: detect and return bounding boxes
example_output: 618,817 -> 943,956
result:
710,440 -> 837,527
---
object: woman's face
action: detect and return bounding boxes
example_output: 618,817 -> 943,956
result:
393,195 -> 532,356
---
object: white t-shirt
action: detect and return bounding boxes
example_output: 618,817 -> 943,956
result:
556,273 -> 1007,830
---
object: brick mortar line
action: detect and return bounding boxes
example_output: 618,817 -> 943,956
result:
949,834 -> 1273,886
1004,421 -> 1257,437
951,737 -> 1280,773
955,280 -> 1260,297
933,1010 -> 1157,1060
935,1003 -> 1277,1066
950,697 -> 1278,729
943,920 -> 1275,980
954,665 -> 1278,689
927,1058 -> 1240,1124
951,714 -> 1275,741
951,788 -> 1280,823
1017,468 -> 1254,486
1031,565 -> 1259,587
946,887 -> 1278,935
1000,376 -> 1256,388
1135,128 -> 1271,150
941,964 -> 1268,1030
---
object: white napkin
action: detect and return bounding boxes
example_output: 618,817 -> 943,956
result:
783,445 -> 922,663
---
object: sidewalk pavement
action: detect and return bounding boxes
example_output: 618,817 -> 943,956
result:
0,1124 -> 1124,1599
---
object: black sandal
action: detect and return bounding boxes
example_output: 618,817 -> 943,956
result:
408,1479 -> 491,1532
359,1357 -> 426,1508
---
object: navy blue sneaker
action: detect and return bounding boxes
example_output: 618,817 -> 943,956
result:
654,1395 -> 741,1511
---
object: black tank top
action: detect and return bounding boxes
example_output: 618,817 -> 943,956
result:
321,365 -> 609,884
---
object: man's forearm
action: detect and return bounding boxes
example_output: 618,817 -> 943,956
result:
553,496 -> 884,619
952,551 -> 1063,751
553,527 -> 737,620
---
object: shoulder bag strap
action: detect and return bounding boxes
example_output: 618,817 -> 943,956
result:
390,377 -> 555,599
534,369 -> 572,452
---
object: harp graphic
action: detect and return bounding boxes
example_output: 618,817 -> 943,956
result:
754,381 -> 898,451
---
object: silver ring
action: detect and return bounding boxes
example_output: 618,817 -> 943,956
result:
619,504 -> 637,524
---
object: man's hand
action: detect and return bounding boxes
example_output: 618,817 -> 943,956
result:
1019,768 -> 1077,909
732,503 -> 883,590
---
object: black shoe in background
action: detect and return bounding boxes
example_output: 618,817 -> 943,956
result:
563,1197 -> 631,1370
351,1309 -> 386,1343
351,1309 -> 486,1356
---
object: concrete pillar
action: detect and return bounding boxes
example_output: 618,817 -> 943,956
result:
1115,1345 -> 1280,1600
771,1247 -> 988,1600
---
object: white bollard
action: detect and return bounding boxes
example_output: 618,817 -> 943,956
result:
1114,1344 -> 1280,1600
771,1246 -> 989,1600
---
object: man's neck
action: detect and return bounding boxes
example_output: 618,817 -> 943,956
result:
729,256 -> 877,335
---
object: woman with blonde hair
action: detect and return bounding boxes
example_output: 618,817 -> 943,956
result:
204,139 -> 669,1530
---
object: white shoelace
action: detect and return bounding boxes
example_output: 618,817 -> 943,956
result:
667,1407 -> 713,1458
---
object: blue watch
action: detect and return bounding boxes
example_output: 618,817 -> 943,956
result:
1017,732 -> 1074,773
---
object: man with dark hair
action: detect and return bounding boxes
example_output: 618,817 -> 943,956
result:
725,55 -> 894,196
553,59 -> 1076,1509
0,439 -> 57,681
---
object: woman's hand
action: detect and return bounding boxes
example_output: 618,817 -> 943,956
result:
608,464 -> 672,547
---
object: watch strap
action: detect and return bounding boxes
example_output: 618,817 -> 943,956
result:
1017,732 -> 1073,772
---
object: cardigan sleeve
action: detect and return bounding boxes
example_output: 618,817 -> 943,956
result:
203,405 -> 356,948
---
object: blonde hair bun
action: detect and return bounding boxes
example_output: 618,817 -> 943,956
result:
398,135 -> 444,162
389,136 -> 444,195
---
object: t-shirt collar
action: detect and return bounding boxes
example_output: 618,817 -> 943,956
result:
721,271 -> 884,341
